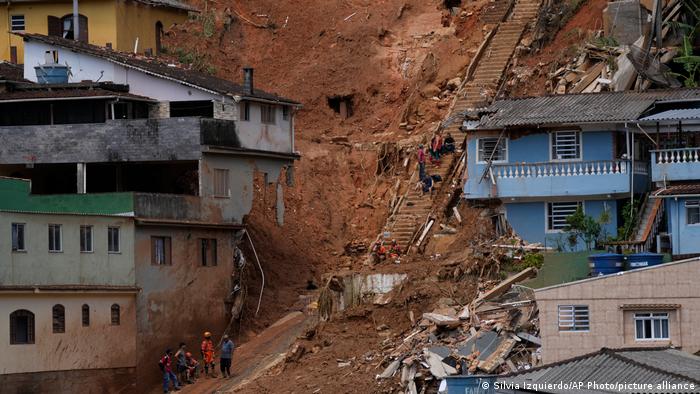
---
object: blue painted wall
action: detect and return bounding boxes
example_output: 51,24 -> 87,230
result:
463,130 -> 641,199
505,199 -> 618,251
651,155 -> 700,182
666,197 -> 700,256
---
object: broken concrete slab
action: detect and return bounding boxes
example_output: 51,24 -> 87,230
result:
478,338 -> 517,373
377,359 -> 401,379
422,313 -> 461,329
457,330 -> 501,360
516,332 -> 542,346
458,305 -> 470,320
424,350 -> 457,379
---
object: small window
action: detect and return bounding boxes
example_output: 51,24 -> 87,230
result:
240,102 -> 250,121
547,201 -> 582,231
551,131 -> 581,161
282,106 -> 290,120
52,304 -> 65,333
111,304 -> 120,326
151,236 -> 172,265
82,304 -> 90,327
11,15 -> 25,32
11,223 -> 25,252
10,310 -> 35,345
686,200 -> 700,225
261,104 -> 276,124
48,224 -> 62,252
80,225 -> 93,253
477,138 -> 507,163
558,305 -> 589,331
634,312 -> 669,340
108,227 -> 120,253
213,168 -> 230,197
200,238 -> 218,266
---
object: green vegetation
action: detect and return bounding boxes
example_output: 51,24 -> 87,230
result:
564,206 -> 602,251
174,48 -> 215,75
668,1 -> 700,87
617,198 -> 640,241
502,252 -> 544,274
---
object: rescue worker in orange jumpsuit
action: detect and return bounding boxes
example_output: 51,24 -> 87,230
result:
201,331 -> 217,377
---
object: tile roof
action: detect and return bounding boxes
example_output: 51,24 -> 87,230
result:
0,61 -> 25,81
479,89 -> 700,128
499,348 -> 700,393
653,183 -> 700,197
0,82 -> 154,102
640,108 -> 700,122
135,0 -> 198,12
18,33 -> 300,105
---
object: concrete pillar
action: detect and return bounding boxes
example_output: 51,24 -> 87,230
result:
149,101 -> 170,119
276,182 -> 284,226
77,163 -> 86,194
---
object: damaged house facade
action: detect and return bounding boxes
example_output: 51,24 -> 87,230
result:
0,0 -> 195,64
0,34 -> 299,392
463,89 -> 700,255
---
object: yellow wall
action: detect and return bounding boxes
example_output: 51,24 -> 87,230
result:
115,0 -> 187,54
0,0 -> 189,64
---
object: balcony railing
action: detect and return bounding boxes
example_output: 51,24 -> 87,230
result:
651,148 -> 700,182
492,160 -> 629,179
654,147 -> 700,164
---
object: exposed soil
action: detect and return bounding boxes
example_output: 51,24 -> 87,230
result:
508,0 -> 608,97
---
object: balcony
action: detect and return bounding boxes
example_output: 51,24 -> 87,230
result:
467,160 -> 646,199
651,148 -> 700,183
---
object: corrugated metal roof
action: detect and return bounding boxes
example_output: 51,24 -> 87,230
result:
499,348 -> 700,393
479,90 -> 700,128
640,108 -> 700,122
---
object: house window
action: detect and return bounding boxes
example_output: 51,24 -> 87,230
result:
213,168 -> 230,197
261,104 -> 276,124
10,310 -> 35,345
111,304 -> 120,326
200,238 -> 218,266
634,312 -> 669,340
59,14 -> 88,42
477,137 -> 507,163
151,236 -> 172,265
10,15 -> 25,31
48,224 -> 62,252
240,102 -> 250,121
282,106 -> 290,120
52,304 -> 65,333
82,304 -> 90,327
155,21 -> 164,54
686,200 -> 700,225
551,131 -> 581,160
547,201 -> 582,231
11,223 -> 25,252
108,227 -> 120,253
80,225 -> 93,253
558,305 -> 589,331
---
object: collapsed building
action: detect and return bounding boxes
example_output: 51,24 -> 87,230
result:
0,33 -> 299,392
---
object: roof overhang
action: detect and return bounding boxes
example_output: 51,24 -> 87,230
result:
0,285 -> 140,294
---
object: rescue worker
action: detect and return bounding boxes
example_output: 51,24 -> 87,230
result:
220,334 -> 235,378
201,331 -> 217,377
158,349 -> 181,393
388,240 -> 401,258
185,352 -> 199,383
417,144 -> 426,180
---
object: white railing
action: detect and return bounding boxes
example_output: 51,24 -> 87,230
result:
492,160 -> 629,179
653,147 -> 700,164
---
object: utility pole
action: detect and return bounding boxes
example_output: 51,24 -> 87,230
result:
73,0 -> 79,41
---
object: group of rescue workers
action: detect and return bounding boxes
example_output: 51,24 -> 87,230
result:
158,331 -> 235,393
371,239 -> 402,264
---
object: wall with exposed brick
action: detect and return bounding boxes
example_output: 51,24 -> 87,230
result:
536,258 -> 700,364
0,118 -> 203,164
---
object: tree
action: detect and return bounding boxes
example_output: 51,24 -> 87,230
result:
565,206 -> 602,251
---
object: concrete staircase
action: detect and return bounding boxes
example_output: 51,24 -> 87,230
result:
386,157 -> 455,250
378,0 -> 543,254
445,0 -> 542,134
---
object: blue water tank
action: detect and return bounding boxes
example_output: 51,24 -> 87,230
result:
34,64 -> 69,84
444,375 -> 496,394
588,253 -> 623,276
626,252 -> 664,270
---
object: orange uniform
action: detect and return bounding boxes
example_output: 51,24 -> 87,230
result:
201,339 -> 215,364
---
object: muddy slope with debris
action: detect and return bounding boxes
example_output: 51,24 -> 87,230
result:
164,0 -> 486,336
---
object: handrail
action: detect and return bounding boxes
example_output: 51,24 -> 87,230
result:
492,159 -> 629,178
653,147 -> 700,164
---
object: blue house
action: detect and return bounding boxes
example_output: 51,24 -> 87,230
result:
463,89 -> 700,255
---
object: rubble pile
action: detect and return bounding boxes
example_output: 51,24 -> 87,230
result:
507,0 -> 687,95
373,265 -> 542,393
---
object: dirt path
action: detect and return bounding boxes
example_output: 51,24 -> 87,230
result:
176,311 -> 314,394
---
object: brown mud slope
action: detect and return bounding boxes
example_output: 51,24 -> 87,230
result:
508,0 -> 608,97
165,0 -> 486,337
